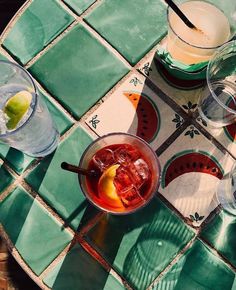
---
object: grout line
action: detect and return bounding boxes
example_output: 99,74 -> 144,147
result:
78,236 -> 134,290
81,20 -> 132,69
157,192 -> 200,233
142,71 -> 189,120
198,236 -> 236,273
193,119 -> 236,161
156,120 -> 190,156
82,0 -> 103,17
21,180 -> 76,236
34,80 -> 77,124
147,237 -> 197,290
39,241 -> 75,280
0,225 -> 50,290
198,205 -> 222,232
57,0 -> 80,19
24,20 -> 78,69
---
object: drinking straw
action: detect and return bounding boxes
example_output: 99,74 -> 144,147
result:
165,0 -> 197,29
61,162 -> 99,177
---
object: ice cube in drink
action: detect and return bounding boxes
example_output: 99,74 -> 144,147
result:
85,143 -> 153,212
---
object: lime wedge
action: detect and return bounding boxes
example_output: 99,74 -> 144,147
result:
4,90 -> 32,130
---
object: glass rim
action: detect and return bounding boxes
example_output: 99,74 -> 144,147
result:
206,40 -> 236,114
0,60 -> 38,138
167,2 -> 232,50
78,132 -> 161,215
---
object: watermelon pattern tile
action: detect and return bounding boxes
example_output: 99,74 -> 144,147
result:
0,186 -> 73,275
63,0 -> 96,15
29,24 -> 129,119
197,116 -> 236,159
159,124 -> 235,226
85,0 -> 167,65
1,0 -> 236,289
85,73 -> 183,151
3,0 -> 75,65
151,239 -> 236,290
0,88 -> 74,174
25,126 -> 98,231
43,244 -> 126,290
85,197 -> 194,290
0,163 -> 14,195
200,210 -> 236,268
138,48 -> 205,115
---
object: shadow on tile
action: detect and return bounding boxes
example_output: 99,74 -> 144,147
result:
86,198 -> 194,290
43,244 -> 126,290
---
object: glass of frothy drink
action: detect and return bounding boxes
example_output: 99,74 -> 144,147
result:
167,0 -> 235,65
79,133 -> 161,214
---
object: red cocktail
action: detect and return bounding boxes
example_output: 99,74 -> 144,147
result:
79,133 -> 161,214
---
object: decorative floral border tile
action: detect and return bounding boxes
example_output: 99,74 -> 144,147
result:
85,72 -> 183,151
158,124 -> 235,227
138,47 -> 205,115
197,116 -> 236,159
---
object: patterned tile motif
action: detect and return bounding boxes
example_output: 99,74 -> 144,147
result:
200,210 -> 236,268
159,125 -> 235,226
85,197 -> 194,290
0,0 -> 236,289
43,244 -> 126,290
3,0 -> 74,65
29,24 -> 129,119
0,187 -> 73,275
63,0 -> 96,15
0,88 -> 74,174
85,72 -> 183,151
85,0 -> 167,65
152,239 -> 236,290
0,164 -> 14,194
25,126 -> 98,231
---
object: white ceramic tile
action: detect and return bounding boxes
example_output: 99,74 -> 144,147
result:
85,73 -> 181,151
159,124 -> 234,226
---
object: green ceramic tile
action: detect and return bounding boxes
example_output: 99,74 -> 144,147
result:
0,164 -> 14,194
86,197 -> 194,290
0,89 -> 73,174
39,89 -> 74,136
0,187 -> 72,275
44,244 -> 126,290
63,0 -> 96,15
0,52 -> 8,61
25,126 -> 98,230
85,0 -> 167,65
3,0 -> 74,65
152,239 -> 235,290
200,210 -> 236,268
29,24 -> 129,119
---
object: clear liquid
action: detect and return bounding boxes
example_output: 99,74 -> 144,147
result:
0,84 -> 59,157
198,79 -> 236,127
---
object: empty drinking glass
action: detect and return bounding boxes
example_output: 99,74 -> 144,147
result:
198,40 -> 236,127
217,163 -> 236,215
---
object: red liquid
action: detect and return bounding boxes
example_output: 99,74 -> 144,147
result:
86,144 -> 153,212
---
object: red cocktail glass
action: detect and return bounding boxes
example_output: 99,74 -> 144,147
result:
79,133 -> 161,214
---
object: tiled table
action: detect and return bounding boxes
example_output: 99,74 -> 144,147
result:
0,1 -> 236,289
